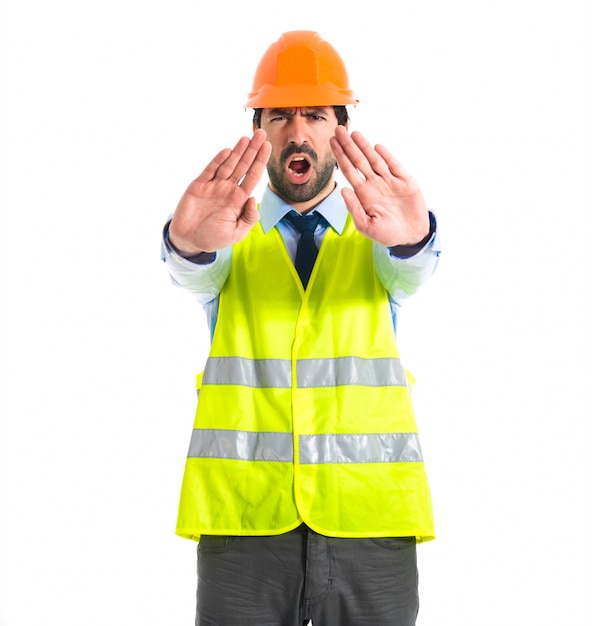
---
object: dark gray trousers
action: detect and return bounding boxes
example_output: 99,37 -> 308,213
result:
196,524 -> 419,626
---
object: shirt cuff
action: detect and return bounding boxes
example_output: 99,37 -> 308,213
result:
389,211 -> 437,259
162,220 -> 217,264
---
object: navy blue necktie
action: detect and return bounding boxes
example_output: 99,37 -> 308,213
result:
284,211 -> 322,289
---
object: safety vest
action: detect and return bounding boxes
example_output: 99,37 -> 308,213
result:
176,216 -> 435,542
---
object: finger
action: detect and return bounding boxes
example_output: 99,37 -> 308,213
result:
231,130 -> 270,184
349,131 -> 392,179
193,134 -> 254,183
375,143 -> 410,180
224,129 -> 268,181
239,197 -> 261,227
238,140 -> 271,195
331,127 -> 375,181
214,135 -> 254,180
341,187 -> 369,230
194,147 -> 233,183
233,197 -> 261,242
330,135 -> 365,188
334,126 -> 390,181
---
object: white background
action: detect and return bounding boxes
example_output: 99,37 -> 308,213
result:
1,1 -> 590,624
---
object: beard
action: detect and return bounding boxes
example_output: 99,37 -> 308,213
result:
266,146 -> 337,204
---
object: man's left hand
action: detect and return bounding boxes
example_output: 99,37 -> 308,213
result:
330,126 -> 430,247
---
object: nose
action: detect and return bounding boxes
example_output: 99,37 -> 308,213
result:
288,113 -> 308,145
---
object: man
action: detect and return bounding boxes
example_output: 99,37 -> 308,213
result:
162,30 -> 441,626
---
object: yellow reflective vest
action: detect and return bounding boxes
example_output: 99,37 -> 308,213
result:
176,215 -> 435,542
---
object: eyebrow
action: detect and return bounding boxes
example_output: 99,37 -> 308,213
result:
267,108 -> 296,116
267,107 -> 330,117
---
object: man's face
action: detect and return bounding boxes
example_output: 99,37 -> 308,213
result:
258,107 -> 342,207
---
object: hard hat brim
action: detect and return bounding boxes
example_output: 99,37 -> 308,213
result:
244,83 -> 359,109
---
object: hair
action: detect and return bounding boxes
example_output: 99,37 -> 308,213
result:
252,106 -> 349,128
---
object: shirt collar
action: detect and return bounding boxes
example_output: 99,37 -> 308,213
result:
259,184 -> 348,235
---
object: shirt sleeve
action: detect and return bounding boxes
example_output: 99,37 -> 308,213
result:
372,211 -> 441,308
161,220 -> 231,305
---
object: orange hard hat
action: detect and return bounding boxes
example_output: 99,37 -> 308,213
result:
245,31 -> 359,108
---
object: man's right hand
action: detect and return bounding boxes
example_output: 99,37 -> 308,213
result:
169,129 -> 271,256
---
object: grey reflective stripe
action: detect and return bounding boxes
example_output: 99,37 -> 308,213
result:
202,357 -> 291,388
202,356 -> 407,388
299,433 -> 423,464
188,429 -> 422,465
188,429 -> 294,462
297,357 -> 407,388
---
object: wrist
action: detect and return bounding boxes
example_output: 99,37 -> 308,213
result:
164,221 -> 216,263
389,212 -> 435,258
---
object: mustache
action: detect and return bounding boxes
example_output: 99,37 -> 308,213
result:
280,144 -> 317,162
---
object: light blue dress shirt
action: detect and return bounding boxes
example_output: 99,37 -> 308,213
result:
162,185 -> 441,338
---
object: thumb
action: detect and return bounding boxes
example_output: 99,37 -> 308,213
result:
241,197 -> 260,225
234,197 -> 260,239
341,187 -> 367,229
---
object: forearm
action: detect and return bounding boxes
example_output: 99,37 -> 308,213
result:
161,220 -> 231,304
373,211 -> 441,306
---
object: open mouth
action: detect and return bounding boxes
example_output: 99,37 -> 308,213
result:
287,156 -> 312,181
